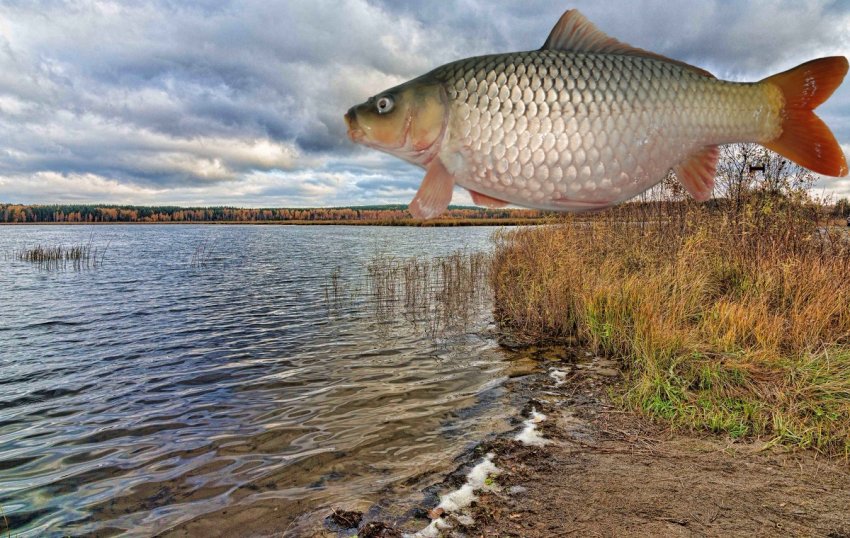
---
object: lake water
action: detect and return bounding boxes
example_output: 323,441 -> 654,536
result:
0,225 -> 518,536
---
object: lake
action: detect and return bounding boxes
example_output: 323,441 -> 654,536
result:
0,225 -> 518,536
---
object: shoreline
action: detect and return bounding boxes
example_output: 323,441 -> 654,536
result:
321,350 -> 850,537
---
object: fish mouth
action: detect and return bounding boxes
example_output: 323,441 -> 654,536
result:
345,107 -> 365,143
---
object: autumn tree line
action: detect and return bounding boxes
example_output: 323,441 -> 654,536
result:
0,204 -> 547,224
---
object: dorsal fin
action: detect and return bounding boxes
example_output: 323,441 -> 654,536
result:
542,10 -> 714,78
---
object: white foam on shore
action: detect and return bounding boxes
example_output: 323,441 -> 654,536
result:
412,518 -> 450,538
549,369 -> 568,387
407,453 -> 500,537
407,405 -> 549,536
515,408 -> 548,446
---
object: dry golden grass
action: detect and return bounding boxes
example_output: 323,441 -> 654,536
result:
491,198 -> 850,454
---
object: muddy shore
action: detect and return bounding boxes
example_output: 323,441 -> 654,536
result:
318,351 -> 850,537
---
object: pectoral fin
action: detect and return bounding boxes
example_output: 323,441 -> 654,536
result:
674,146 -> 720,202
470,190 -> 509,208
409,157 -> 454,219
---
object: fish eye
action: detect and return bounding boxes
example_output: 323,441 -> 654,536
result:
376,95 -> 394,114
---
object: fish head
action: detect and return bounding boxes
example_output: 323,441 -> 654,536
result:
345,78 -> 447,166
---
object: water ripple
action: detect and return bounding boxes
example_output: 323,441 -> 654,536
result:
0,225 -> 512,536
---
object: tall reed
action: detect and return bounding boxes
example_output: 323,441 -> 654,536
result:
364,251 -> 492,337
15,237 -> 106,270
190,239 -> 216,268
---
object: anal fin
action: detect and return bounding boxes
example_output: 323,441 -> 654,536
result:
674,146 -> 719,202
409,157 -> 455,219
470,189 -> 509,208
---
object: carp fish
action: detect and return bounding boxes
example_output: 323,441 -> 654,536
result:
344,9 -> 848,218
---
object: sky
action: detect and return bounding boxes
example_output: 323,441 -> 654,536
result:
0,0 -> 849,207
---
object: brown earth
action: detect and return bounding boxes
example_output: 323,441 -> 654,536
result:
462,358 -> 850,538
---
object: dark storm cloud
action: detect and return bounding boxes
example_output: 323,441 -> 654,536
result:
0,0 -> 849,205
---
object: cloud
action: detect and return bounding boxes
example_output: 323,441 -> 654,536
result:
0,0 -> 849,205
0,109 -> 301,182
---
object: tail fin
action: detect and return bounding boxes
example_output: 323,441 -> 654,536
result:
761,56 -> 848,177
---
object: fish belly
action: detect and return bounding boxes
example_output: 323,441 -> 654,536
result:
436,51 -> 782,210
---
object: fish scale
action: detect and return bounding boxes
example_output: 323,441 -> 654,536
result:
435,50 -> 780,209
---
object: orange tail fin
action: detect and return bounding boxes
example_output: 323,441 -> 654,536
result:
761,56 -> 848,177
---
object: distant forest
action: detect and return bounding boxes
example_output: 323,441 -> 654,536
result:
4,194 -> 849,224
0,203 -> 548,223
